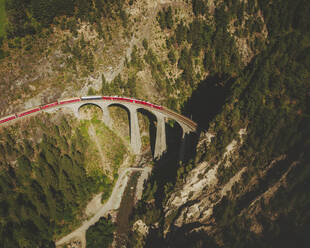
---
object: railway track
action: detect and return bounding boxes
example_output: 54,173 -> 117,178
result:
0,96 -> 197,132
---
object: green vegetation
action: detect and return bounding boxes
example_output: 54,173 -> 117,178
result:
157,6 -> 174,30
4,0 -> 126,38
108,105 -> 130,143
79,117 -> 127,175
137,111 -> 156,153
199,1 -> 310,245
0,0 -> 6,37
0,111 -> 127,246
78,105 -> 128,203
0,113 -> 97,246
128,0 -> 310,247
86,216 -> 115,248
132,1 -> 243,111
102,72 -> 137,97
0,0 -> 309,246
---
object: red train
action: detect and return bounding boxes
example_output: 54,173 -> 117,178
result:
41,101 -> 59,109
17,108 -> 41,117
99,96 -> 162,110
0,115 -> 16,124
59,98 -> 81,105
0,96 -> 163,125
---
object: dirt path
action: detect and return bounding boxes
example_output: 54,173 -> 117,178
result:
85,192 -> 103,217
55,167 -> 150,248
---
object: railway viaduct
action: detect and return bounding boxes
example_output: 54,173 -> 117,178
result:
48,98 -> 197,159
0,97 -> 197,159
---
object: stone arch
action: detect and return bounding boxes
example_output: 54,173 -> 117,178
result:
78,102 -> 103,110
106,102 -> 130,114
136,108 -> 158,156
77,103 -> 104,120
107,103 -> 131,145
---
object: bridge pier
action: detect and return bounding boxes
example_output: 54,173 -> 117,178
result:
101,105 -> 112,128
178,124 -> 192,163
69,104 -> 80,119
179,132 -> 187,163
154,113 -> 166,159
60,100 -> 196,158
129,107 -> 141,155
71,102 -> 112,128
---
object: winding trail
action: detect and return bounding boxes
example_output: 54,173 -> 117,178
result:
55,166 -> 151,248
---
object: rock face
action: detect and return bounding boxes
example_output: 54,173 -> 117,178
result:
155,122 -> 309,247
164,129 -> 247,233
133,219 -> 149,236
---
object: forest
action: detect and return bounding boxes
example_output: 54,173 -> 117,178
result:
0,111 -> 126,247
127,0 -> 310,247
4,0 -> 126,38
86,216 -> 115,248
0,0 -> 309,247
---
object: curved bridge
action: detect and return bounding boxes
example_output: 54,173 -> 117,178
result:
0,96 -> 197,159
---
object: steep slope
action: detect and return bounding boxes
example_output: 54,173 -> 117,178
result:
127,0 -> 310,247
0,110 -> 129,247
0,0 -> 309,247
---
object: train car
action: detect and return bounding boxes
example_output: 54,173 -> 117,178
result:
41,101 -> 59,110
17,107 -> 41,117
59,98 -> 81,105
102,96 -> 113,100
118,97 -> 133,103
81,96 -> 102,101
144,102 -> 160,109
131,98 -> 162,110
144,102 -> 153,107
122,97 -> 134,103
142,101 -> 149,106
153,105 -> 162,110
0,115 -> 17,124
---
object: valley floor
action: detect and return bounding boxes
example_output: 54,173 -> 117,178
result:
55,165 -> 152,248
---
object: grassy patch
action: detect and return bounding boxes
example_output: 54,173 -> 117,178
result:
78,119 -> 105,175
79,116 -> 128,176
109,106 -> 130,143
78,113 -> 130,209
138,112 -> 155,152
91,117 -> 128,171
78,105 -> 129,206
0,0 -> 6,37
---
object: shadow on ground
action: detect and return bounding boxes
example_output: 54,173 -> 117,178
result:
183,73 -> 234,130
